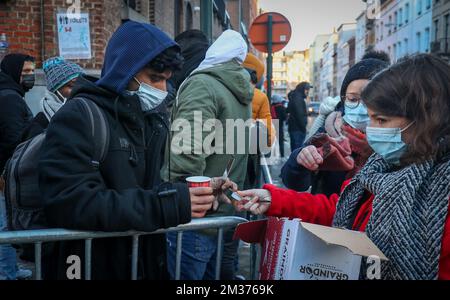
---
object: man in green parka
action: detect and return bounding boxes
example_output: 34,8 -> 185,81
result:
163,30 -> 254,280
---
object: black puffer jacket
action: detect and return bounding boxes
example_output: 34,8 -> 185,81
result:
0,72 -> 33,172
38,75 -> 191,279
287,88 -> 308,133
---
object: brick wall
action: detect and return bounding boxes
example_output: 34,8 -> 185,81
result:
0,0 -> 122,69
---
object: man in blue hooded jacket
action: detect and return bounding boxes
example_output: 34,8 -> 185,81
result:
38,21 -> 219,280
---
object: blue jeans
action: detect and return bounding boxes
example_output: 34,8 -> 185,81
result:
0,194 -> 17,280
166,231 -> 218,280
289,131 -> 306,152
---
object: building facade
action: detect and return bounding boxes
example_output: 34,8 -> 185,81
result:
272,50 -> 310,97
374,0 -> 433,62
309,34 -> 331,102
431,0 -> 450,62
356,11 -> 367,61
0,0 -> 258,113
319,31 -> 338,100
336,23 -> 357,96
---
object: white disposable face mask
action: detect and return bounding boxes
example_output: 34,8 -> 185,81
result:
129,77 -> 168,111
56,90 -> 67,104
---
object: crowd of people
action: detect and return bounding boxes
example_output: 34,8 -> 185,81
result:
0,19 -> 449,280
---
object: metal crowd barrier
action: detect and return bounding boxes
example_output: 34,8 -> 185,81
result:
0,216 -> 247,280
248,153 -> 274,280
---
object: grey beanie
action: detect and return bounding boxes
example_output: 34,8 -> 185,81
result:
43,57 -> 84,92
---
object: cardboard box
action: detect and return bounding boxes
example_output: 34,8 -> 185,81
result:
234,217 -> 387,280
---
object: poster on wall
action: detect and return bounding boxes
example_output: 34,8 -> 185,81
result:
56,12 -> 92,59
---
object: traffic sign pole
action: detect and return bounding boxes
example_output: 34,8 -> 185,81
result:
267,14 -> 273,103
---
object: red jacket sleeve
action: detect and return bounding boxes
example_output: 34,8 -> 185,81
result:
264,184 -> 340,226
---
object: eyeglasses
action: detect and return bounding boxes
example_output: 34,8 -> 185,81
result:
341,95 -> 363,109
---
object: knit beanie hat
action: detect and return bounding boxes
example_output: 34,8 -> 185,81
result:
243,53 -> 265,83
43,57 -> 84,92
340,58 -> 389,98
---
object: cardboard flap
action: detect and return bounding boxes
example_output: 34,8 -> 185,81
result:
234,219 -> 267,244
301,222 -> 388,261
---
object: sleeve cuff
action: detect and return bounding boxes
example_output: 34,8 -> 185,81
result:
173,183 -> 191,225
263,184 -> 285,217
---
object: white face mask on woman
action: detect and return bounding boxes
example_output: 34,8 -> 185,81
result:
127,77 -> 168,111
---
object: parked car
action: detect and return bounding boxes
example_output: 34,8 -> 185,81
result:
307,102 -> 320,116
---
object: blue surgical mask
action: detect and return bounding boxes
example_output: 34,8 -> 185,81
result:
343,101 -> 370,132
128,77 -> 168,111
366,121 -> 415,165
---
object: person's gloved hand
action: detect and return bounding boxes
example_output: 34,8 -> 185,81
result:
324,111 -> 344,138
210,177 -> 238,211
319,96 -> 341,116
342,125 -> 373,159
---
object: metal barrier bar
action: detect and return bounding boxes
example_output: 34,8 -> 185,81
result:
260,154 -> 274,185
85,239 -> 92,280
175,231 -> 183,280
248,152 -> 274,279
131,235 -> 139,280
0,217 -> 247,244
0,217 -> 247,280
34,242 -> 42,280
215,228 -> 224,280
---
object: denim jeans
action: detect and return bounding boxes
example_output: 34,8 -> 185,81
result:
220,228 -> 239,280
0,193 -> 17,280
166,231 -> 218,280
289,131 -> 306,152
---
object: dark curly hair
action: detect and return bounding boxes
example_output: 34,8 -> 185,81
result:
146,46 -> 184,73
362,49 -> 391,64
362,54 -> 450,165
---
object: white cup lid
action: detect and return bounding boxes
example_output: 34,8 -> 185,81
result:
186,176 -> 211,183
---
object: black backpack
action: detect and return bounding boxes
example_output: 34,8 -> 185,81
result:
4,98 -> 110,231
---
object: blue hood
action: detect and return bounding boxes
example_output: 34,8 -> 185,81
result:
96,21 -> 178,94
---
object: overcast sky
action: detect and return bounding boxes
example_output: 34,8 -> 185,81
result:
258,0 -> 366,50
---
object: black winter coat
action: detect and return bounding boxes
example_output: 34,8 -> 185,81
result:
38,76 -> 191,280
21,112 -> 48,141
287,90 -> 307,133
0,72 -> 33,172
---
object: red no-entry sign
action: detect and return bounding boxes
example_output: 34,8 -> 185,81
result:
249,12 -> 292,53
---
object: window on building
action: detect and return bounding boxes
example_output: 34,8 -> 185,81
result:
405,3 -> 410,23
389,15 -> 393,35
404,38 -> 409,55
417,0 -> 422,16
434,19 -> 439,41
398,41 -> 402,58
185,3 -> 193,30
416,32 -> 422,52
424,27 -> 430,52
399,8 -> 403,26
445,14 -> 449,52
394,11 -> 398,30
393,44 -> 397,60
426,0 -> 431,9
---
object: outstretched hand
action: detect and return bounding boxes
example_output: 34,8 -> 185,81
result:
234,189 -> 272,215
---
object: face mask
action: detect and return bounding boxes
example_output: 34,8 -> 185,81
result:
56,90 -> 67,104
21,74 -> 35,92
343,101 -> 370,132
128,77 -> 168,111
366,121 -> 415,165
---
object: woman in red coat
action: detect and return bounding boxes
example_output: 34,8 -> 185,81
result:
237,54 -> 450,280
